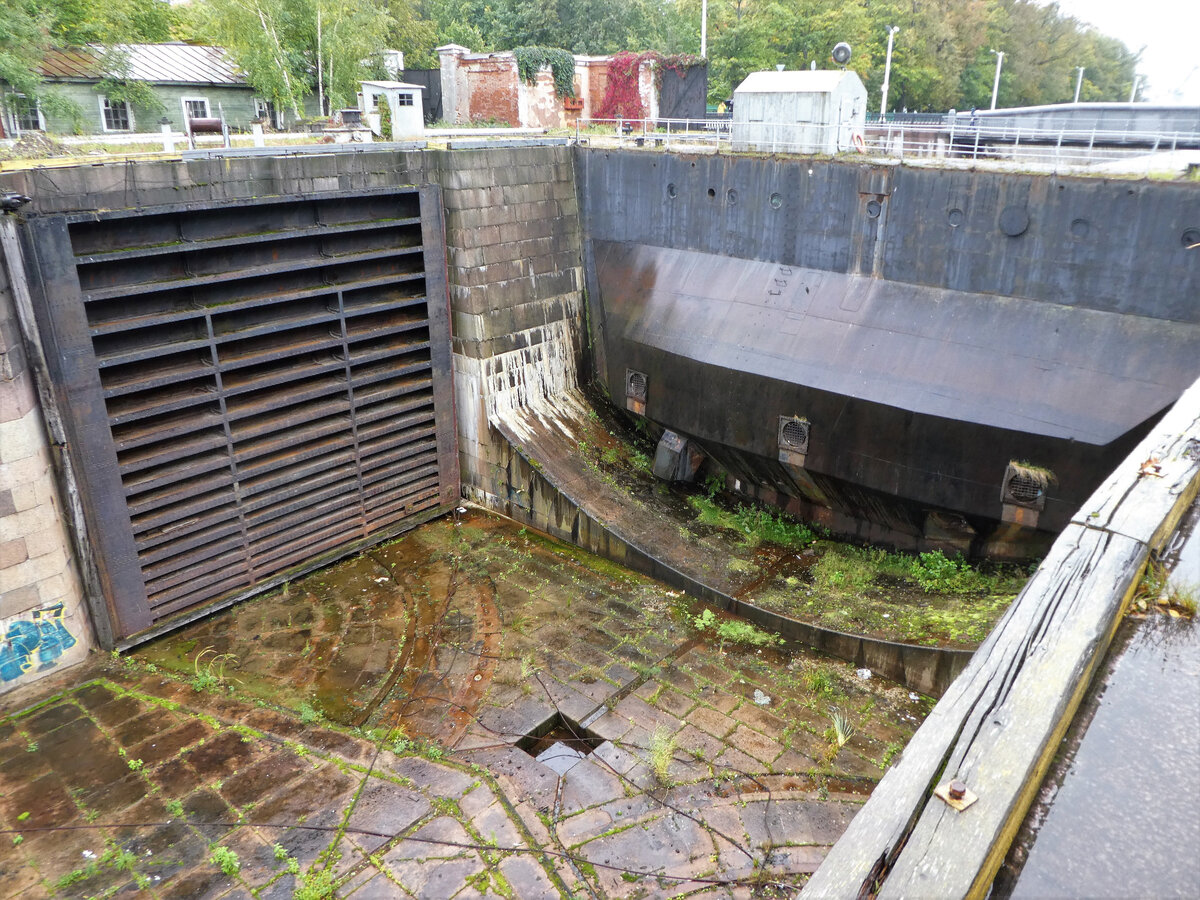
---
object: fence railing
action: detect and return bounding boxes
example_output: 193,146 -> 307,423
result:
572,116 -> 1200,173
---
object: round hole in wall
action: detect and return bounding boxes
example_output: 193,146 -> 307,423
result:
866,199 -> 882,218
727,189 -> 738,205
947,207 -> 965,227
999,205 -> 1030,237
667,183 -> 678,199
1069,218 -> 1091,239
769,192 -> 783,209
1183,227 -> 1200,249
707,188 -> 716,199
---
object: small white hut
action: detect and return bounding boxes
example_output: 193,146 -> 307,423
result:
360,81 -> 425,139
732,70 -> 866,154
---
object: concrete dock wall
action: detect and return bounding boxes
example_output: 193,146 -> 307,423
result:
0,219 -> 91,693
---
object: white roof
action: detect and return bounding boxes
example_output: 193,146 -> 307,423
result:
361,81 -> 423,91
734,70 -> 858,95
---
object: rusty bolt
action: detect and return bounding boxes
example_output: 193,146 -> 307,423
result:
948,781 -> 968,800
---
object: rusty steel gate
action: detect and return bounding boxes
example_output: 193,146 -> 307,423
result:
19,186 -> 458,644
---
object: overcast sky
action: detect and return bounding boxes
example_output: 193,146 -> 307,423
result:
1049,0 -> 1200,103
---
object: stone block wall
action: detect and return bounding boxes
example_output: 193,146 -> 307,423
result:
0,219 -> 91,693
433,146 -> 585,508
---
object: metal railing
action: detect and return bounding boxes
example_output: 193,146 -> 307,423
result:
572,116 -> 1200,174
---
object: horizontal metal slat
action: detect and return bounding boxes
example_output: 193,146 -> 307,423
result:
75,217 -> 422,265
137,516 -> 244,567
122,450 -> 232,498
106,380 -> 220,426
118,429 -> 228,475
241,473 -> 361,532
126,470 -> 236,519
239,457 -> 360,510
112,407 -> 224,453
83,246 -> 424,303
148,567 -> 255,616
142,537 -> 249,594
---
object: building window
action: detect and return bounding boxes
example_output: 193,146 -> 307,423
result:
396,93 -> 414,107
182,97 -> 210,121
101,97 -> 131,131
11,95 -> 42,132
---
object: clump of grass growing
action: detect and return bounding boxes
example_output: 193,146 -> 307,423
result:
715,619 -> 780,649
649,726 -> 676,784
686,495 -> 816,549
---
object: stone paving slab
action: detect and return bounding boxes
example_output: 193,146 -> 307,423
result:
1,511 -> 931,897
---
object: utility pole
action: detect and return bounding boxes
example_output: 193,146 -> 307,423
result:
701,0 -> 708,58
990,49 -> 1004,110
1129,75 -> 1141,102
1074,66 -> 1085,103
880,26 -> 900,117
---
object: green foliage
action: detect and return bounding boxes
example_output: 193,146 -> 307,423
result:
691,607 -> 717,632
687,495 -> 814,549
209,845 -> 240,877
649,724 -> 675,783
0,0 -> 48,96
297,701 -> 321,725
185,0 -> 390,117
910,551 -> 980,594
513,46 -> 576,96
827,710 -> 855,748
715,619 -> 779,648
295,866 -> 337,900
730,504 -> 815,549
804,669 -> 833,696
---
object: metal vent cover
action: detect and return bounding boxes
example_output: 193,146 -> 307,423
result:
1001,463 -> 1048,510
21,186 -> 458,642
778,416 -> 811,454
626,369 -> 648,401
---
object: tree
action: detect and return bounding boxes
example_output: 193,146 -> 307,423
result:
0,0 -> 48,96
185,0 -> 392,119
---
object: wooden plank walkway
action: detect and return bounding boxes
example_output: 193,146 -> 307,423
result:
805,376 -> 1200,899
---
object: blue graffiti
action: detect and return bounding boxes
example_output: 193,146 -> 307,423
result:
0,603 -> 77,681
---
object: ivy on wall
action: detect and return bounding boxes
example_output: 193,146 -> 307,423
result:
512,47 -> 576,98
596,51 -> 705,120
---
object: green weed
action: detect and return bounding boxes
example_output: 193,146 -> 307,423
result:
294,866 -> 337,899
209,845 -> 240,876
649,726 -> 676,784
827,711 -> 855,748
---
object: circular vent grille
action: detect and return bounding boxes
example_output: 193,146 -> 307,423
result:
626,370 -> 648,400
1006,473 -> 1043,503
782,422 -> 811,453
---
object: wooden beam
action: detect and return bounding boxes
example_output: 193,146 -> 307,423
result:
805,375 -> 1200,899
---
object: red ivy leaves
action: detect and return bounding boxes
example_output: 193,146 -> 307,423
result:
596,52 -> 704,121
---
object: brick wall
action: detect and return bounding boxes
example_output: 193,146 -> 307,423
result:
0,218 -> 91,693
463,58 -> 520,125
433,147 -> 584,507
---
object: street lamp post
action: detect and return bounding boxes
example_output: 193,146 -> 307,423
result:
1074,66 -> 1085,103
701,0 -> 708,58
1129,75 -> 1141,102
880,26 -> 900,117
990,49 -> 1005,110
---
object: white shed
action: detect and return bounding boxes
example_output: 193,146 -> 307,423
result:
360,81 -> 425,139
732,70 -> 867,154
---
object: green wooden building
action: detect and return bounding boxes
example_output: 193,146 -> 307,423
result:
1,43 -> 313,137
